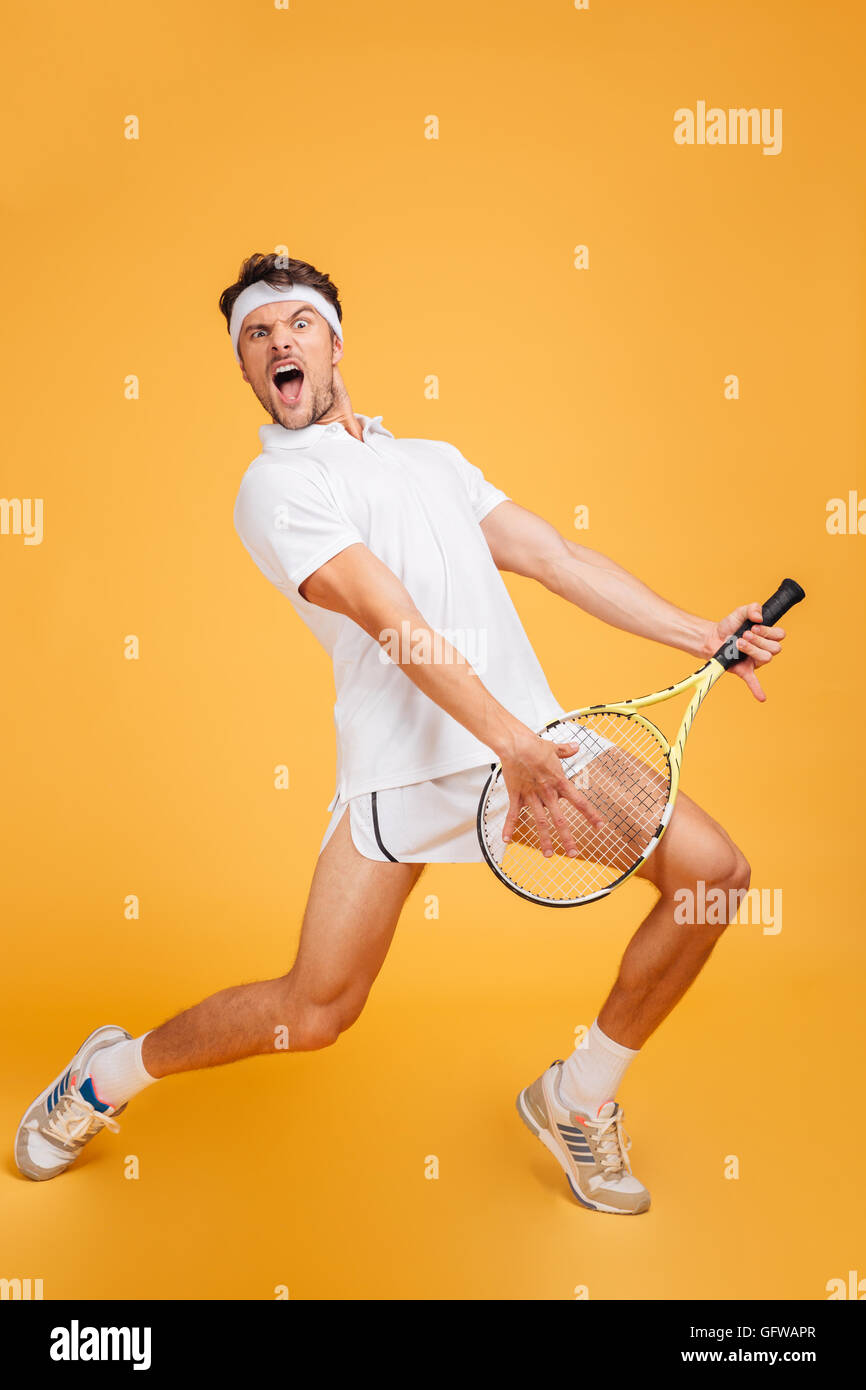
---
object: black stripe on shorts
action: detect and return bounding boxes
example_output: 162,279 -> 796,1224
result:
370,791 -> 399,862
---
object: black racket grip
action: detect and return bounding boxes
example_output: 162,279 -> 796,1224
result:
712,577 -> 806,670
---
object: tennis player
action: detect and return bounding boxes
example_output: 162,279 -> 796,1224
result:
15,254 -> 787,1214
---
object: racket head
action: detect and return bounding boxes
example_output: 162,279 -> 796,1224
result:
477,708 -> 674,907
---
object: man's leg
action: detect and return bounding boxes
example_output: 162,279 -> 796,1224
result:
517,792 -> 749,1214
15,813 -> 425,1180
142,810 -> 425,1077
598,791 -> 749,1047
558,790 -> 749,1112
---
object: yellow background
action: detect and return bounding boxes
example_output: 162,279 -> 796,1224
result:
1,0 -> 863,1299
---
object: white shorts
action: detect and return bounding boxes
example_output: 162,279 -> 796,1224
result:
318,763 -> 493,863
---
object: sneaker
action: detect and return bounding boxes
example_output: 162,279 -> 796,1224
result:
15,1025 -> 131,1181
516,1058 -> 650,1214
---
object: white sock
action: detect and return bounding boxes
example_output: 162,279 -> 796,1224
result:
556,1018 -> 639,1117
86,1032 -> 158,1109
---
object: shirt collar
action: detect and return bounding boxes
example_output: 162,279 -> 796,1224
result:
258,413 -> 394,452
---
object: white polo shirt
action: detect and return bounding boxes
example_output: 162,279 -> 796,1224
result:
233,413 -> 565,801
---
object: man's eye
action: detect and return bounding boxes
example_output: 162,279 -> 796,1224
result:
294,319 -> 309,328
252,329 -> 266,338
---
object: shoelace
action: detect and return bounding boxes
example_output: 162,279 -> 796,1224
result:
581,1109 -> 633,1177
30,1091 -> 120,1148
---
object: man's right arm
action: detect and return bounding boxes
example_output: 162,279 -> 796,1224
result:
299,542 -> 604,854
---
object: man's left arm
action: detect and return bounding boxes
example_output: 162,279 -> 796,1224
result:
480,500 -> 786,701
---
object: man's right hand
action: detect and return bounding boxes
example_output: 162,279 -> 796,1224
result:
498,730 -> 606,857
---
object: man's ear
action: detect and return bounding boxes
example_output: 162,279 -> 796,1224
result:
331,336 -> 345,368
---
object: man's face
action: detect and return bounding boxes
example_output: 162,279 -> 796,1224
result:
237,298 -> 341,428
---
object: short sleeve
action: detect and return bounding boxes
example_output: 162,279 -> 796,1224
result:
234,465 -> 365,594
437,441 -> 510,523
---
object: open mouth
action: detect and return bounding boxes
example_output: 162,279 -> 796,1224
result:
273,363 -> 305,405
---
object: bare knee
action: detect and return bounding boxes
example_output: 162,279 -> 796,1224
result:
694,838 -> 751,933
652,825 -> 751,937
276,975 -> 369,1052
710,842 -> 750,896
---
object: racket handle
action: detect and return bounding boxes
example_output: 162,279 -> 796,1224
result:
712,577 -> 806,670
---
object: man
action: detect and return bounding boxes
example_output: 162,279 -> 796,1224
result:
15,254 -> 786,1214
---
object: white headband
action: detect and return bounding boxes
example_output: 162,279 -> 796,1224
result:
230,282 -> 343,363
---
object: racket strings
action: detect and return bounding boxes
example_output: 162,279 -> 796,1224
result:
482,712 -> 671,903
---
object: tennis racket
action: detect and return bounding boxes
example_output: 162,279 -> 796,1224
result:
477,577 -> 805,907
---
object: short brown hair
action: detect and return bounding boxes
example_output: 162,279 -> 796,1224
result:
218,252 -> 343,354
